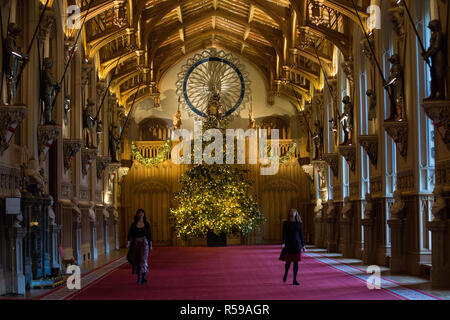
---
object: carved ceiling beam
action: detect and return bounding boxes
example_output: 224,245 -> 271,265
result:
87,26 -> 129,59
80,0 -> 115,22
148,9 -> 282,62
323,0 -> 369,24
100,50 -> 137,80
293,47 -> 332,73
285,65 -> 320,89
111,69 -> 142,93
302,24 -> 350,59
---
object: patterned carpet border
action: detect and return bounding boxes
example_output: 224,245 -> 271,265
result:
303,252 -> 440,301
39,257 -> 127,300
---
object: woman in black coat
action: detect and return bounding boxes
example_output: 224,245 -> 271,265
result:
127,209 -> 152,284
280,208 -> 305,285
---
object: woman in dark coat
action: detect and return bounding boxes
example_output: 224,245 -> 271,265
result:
280,208 -> 305,285
127,209 -> 152,284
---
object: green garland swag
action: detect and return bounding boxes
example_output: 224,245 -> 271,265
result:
131,140 -> 172,167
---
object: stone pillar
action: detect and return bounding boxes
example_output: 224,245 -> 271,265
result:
73,220 -> 82,266
326,202 -> 337,252
114,220 -> 120,250
362,218 -> 376,264
314,213 -> 324,248
104,219 -> 110,255
428,220 -> 450,288
7,227 -> 26,295
387,219 -> 406,273
387,191 -> 407,273
48,224 -> 61,270
313,199 -> 324,248
340,219 -> 352,258
90,222 -> 98,260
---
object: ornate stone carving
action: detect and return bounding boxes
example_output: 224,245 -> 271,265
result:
48,195 -> 56,226
72,197 -> 82,225
63,139 -> 81,171
323,153 -> 339,177
422,100 -> 450,146
314,198 -> 323,219
37,11 -> 55,41
79,188 -> 89,201
388,5 -> 405,39
0,105 -> 27,153
358,135 -> 378,166
61,183 -> 71,199
81,62 -> 94,86
113,0 -> 128,27
341,57 -> 354,85
96,81 -> 107,107
338,145 -> 356,171
364,193 -> 375,219
390,190 -> 405,220
37,124 -> 61,159
397,170 -> 414,191
326,201 -> 336,219
431,186 -> 447,221
63,139 -> 82,172
435,159 -> 450,186
118,167 -> 129,182
81,148 -> 98,176
384,121 -> 408,157
108,162 -> 121,174
96,156 -> 111,180
302,164 -> 314,181
360,33 -> 375,65
64,41 -> 77,64
341,196 -> 352,221
370,176 -> 382,195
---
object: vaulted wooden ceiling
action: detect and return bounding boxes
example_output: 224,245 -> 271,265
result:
76,0 -> 369,110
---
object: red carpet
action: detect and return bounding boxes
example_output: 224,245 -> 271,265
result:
67,246 -> 406,300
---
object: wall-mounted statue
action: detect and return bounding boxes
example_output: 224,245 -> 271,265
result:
341,196 -> 352,220
384,54 -> 404,121
4,23 -> 29,105
24,158 -> 44,197
390,190 -> 405,219
48,195 -> 56,226
83,100 -> 97,149
312,120 -> 323,160
423,20 -> 447,100
366,89 -> 377,120
109,124 -> 120,163
248,110 -> 256,129
173,109 -> 182,130
340,96 -> 353,145
40,58 -> 61,125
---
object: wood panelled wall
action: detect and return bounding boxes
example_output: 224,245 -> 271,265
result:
120,158 -> 313,246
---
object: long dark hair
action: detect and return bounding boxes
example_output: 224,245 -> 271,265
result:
134,208 -> 148,224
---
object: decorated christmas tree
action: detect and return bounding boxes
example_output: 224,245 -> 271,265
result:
169,92 -> 266,241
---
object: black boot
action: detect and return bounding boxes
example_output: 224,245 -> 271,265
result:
293,262 -> 299,285
141,272 -> 147,284
137,274 -> 141,284
283,262 -> 291,283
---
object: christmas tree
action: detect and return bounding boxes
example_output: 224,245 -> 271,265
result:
169,92 -> 265,240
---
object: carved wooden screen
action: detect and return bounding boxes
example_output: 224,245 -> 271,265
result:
140,118 -> 169,141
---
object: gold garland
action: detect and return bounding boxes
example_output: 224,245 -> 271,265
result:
265,142 -> 297,165
131,140 -> 172,167
131,140 -> 296,167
